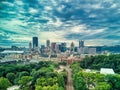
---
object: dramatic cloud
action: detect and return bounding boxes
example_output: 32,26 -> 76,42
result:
0,0 -> 120,47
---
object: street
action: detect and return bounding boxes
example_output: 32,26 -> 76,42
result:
66,65 -> 74,90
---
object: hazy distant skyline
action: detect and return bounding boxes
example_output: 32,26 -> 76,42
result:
0,0 -> 120,47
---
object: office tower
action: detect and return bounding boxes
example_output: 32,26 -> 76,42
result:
79,40 -> 84,48
46,40 -> 50,47
40,45 -> 45,54
29,42 -> 32,50
74,47 -> 77,52
70,42 -> 74,51
33,37 -> 38,48
61,42 -> 67,52
51,42 -> 56,52
58,44 -> 62,52
55,44 -> 60,53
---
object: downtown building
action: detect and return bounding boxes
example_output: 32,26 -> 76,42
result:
32,37 -> 38,48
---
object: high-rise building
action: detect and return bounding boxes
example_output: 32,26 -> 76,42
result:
51,42 -> 56,52
46,40 -> 50,47
29,42 -> 32,50
40,45 -> 45,54
70,42 -> 74,51
33,37 -> 38,48
61,42 -> 67,52
58,44 -> 62,52
55,44 -> 60,53
79,40 -> 84,48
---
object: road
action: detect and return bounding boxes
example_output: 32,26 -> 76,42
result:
66,65 -> 74,90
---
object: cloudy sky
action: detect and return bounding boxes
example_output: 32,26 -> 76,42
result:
0,0 -> 120,47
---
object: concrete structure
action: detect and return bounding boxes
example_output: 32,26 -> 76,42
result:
61,42 -> 67,52
79,40 -> 84,48
55,44 -> 60,53
70,42 -> 74,52
100,68 -> 115,74
46,40 -> 50,47
29,42 -> 32,50
40,45 -> 45,54
51,42 -> 56,52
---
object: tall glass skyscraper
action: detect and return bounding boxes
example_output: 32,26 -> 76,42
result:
33,37 -> 38,48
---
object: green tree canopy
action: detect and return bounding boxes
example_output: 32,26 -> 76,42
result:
18,76 -> 32,90
6,72 -> 16,84
0,77 -> 12,90
94,82 -> 111,90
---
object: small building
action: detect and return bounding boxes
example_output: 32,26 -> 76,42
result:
100,68 -> 115,74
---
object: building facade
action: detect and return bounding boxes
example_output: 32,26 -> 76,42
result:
33,37 -> 38,48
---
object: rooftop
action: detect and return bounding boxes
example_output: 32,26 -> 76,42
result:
1,50 -> 24,54
100,68 -> 115,74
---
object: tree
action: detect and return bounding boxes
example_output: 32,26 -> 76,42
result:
58,74 -> 64,88
18,76 -> 32,90
79,54 -> 120,73
82,72 -> 96,88
6,72 -> 16,84
0,77 -> 12,90
74,76 -> 87,90
73,72 -> 87,90
71,63 -> 82,73
95,74 -> 105,83
105,74 -> 120,90
19,71 -> 29,78
36,77 -> 47,86
94,82 -> 111,90
35,85 -> 42,90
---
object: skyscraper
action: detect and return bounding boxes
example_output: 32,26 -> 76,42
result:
70,42 -> 74,51
79,40 -> 84,48
61,42 -> 67,52
46,40 -> 50,47
29,42 -> 32,50
33,37 -> 38,48
51,42 -> 56,52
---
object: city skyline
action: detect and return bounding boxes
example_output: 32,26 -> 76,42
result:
0,0 -> 120,47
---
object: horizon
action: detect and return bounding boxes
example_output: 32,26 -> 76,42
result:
0,38 -> 120,48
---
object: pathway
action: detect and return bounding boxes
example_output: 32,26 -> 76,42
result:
66,65 -> 74,90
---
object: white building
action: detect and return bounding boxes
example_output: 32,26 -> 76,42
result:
100,68 -> 115,74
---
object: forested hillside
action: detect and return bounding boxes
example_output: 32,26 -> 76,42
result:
80,54 -> 120,73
